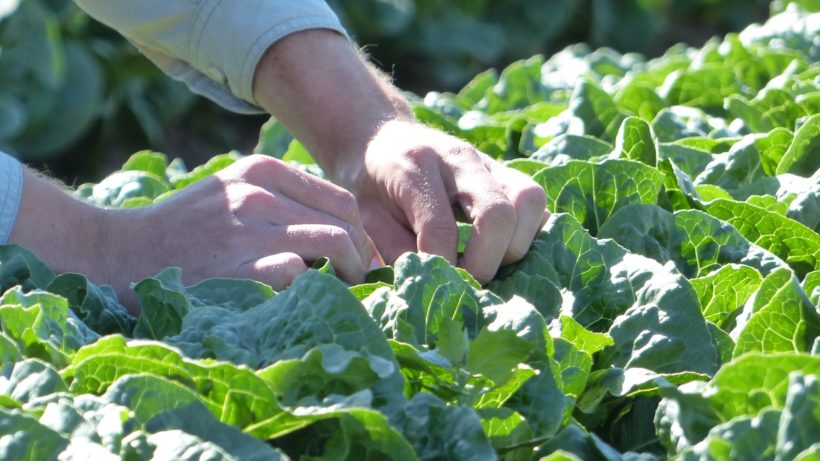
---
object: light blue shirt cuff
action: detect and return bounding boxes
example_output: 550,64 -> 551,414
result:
0,152 -> 23,244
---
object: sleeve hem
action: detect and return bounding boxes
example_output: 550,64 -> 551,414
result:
236,16 -> 349,106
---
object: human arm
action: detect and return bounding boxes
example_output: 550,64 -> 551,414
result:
252,30 -> 549,282
5,155 -> 372,313
70,0 -> 548,282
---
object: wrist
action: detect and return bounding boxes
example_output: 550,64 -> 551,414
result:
8,169 -> 107,279
250,29 -> 414,185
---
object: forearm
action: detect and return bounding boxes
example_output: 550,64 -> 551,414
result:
252,29 -> 412,183
7,169 -> 106,278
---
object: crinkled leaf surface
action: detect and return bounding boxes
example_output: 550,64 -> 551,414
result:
705,198 -> 820,278
533,159 -> 664,235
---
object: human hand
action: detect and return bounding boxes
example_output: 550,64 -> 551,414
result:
99,155 -> 373,296
6,155 -> 372,313
250,30 -> 547,282
340,120 -> 549,284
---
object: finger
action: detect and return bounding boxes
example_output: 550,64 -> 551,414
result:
394,152 -> 458,264
232,184 -> 372,270
235,252 -> 309,290
272,224 -> 367,285
484,160 -> 549,264
362,206 -> 417,265
450,160 -> 517,284
223,155 -> 365,230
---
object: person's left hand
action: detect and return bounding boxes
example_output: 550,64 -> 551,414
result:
339,119 -> 549,284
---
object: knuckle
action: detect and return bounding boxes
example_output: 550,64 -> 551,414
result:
402,146 -> 437,167
279,253 -> 309,281
449,142 -> 478,159
323,225 -> 354,247
516,184 -> 548,211
229,184 -> 269,212
421,217 -> 459,243
482,199 -> 517,225
243,154 -> 283,178
333,189 -> 360,221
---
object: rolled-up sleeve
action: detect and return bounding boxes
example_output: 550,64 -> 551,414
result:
73,0 -> 347,113
0,152 -> 23,244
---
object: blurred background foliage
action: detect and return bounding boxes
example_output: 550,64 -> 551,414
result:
0,0 -> 773,181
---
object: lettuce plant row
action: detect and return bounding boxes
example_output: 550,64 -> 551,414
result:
1,3 -> 818,460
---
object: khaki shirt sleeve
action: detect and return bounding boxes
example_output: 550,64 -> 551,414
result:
73,0 -> 347,113
0,152 -> 23,244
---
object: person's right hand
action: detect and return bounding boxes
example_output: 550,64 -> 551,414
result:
10,155 -> 373,313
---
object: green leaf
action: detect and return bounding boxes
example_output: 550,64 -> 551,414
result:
104,374 -> 285,460
556,316 -> 613,356
705,198 -> 820,278
601,266 -> 720,376
531,134 -> 613,165
658,158 -> 700,211
695,129 -> 793,190
777,113 -> 820,176
696,184 -> 734,202
82,170 -> 171,207
660,65 -> 742,111
0,332 -> 22,369
494,214 -> 720,376
282,139 -> 315,165
132,268 -> 191,340
747,194 -> 791,215
658,143 -> 714,178
776,373 -> 820,460
434,317 -> 467,366
0,408 -> 68,460
599,205 -> 787,278
301,412 -> 419,461
0,359 -> 67,405
536,422 -> 624,461
0,288 -> 98,366
533,159 -> 665,235
258,344 -> 390,409
691,264 -> 763,329
614,82 -> 665,121
726,88 -> 809,133
65,335 -> 292,439
167,270 -> 405,414
677,408 -> 781,460
665,353 -> 820,429
731,268 -> 819,356
804,270 -> 820,305
707,321 -> 736,365
0,245 -> 55,292
466,329 -> 534,385
457,69 -> 498,107
568,80 -> 627,142
770,0 -> 820,13
170,153 -> 241,189
652,106 -> 719,143
372,253 -> 491,346
396,393 -> 496,460
47,273 -> 135,336
121,150 -> 169,178
124,431 -> 237,460
9,42 -> 104,159
610,117 -> 657,166
503,158 -> 549,176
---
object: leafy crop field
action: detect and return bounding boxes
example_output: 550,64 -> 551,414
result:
1,3 -> 819,460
